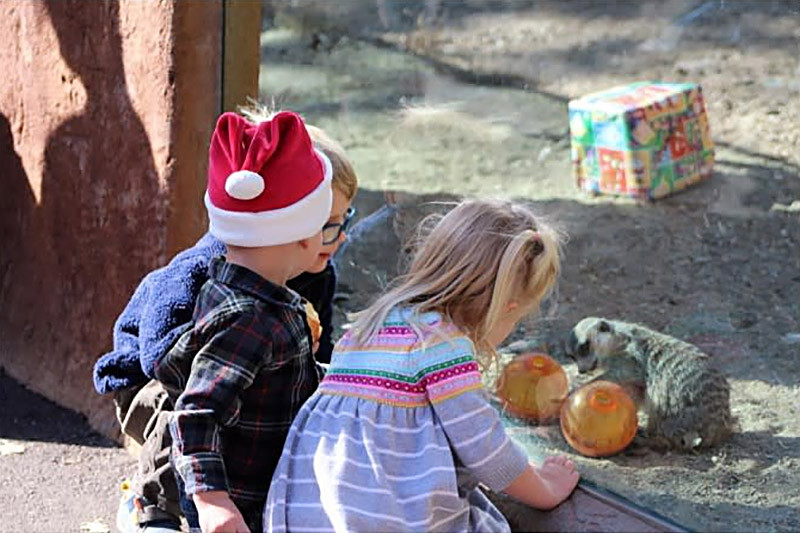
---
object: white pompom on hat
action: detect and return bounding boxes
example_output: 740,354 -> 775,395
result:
204,111 -> 333,247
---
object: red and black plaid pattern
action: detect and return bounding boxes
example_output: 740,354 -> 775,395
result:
155,257 -> 317,516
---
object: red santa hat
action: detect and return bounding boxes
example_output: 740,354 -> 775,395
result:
204,111 -> 333,247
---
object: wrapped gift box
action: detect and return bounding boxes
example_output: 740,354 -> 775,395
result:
569,82 -> 714,200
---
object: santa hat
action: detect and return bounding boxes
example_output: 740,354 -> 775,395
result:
204,111 -> 333,247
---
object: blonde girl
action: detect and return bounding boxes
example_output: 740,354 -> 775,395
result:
263,199 -> 579,533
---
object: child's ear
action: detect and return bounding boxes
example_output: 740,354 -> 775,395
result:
296,237 -> 312,249
505,301 -> 520,313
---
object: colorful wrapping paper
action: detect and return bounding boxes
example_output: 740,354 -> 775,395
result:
569,82 -> 714,200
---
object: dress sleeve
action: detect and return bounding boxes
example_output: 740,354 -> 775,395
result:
168,310 -> 270,496
426,336 -> 529,492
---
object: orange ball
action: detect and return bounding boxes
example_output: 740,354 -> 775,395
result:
496,353 -> 569,423
304,302 -> 322,345
560,380 -> 638,457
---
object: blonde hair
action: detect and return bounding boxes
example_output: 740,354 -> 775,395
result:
239,102 -> 358,201
350,199 -> 563,367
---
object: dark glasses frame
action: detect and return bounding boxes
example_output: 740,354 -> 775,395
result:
321,207 -> 356,245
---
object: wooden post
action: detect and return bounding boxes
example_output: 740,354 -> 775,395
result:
222,0 -> 262,113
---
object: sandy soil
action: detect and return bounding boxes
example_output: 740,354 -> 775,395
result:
0,369 -> 137,532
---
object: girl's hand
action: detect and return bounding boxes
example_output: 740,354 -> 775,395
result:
537,455 -> 579,506
193,490 -> 250,533
503,456 -> 579,510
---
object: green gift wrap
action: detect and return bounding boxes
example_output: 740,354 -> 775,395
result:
569,82 -> 714,200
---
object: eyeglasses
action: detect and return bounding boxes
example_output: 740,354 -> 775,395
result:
321,207 -> 356,245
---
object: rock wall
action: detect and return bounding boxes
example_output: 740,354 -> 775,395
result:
0,0 -> 224,438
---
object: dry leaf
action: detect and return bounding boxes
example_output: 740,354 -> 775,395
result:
79,519 -> 110,533
0,439 -> 25,456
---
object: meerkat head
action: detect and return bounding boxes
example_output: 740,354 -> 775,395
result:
565,317 -> 629,373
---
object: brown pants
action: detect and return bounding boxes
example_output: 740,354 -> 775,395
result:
114,380 -> 182,522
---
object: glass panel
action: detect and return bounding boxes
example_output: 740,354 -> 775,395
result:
260,2 -> 800,531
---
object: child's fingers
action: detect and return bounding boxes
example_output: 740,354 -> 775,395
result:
543,455 -> 578,474
546,455 -> 569,466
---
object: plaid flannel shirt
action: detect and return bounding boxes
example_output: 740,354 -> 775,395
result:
154,257 -> 318,517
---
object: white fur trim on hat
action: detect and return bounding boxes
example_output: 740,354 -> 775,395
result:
206,149 -> 333,247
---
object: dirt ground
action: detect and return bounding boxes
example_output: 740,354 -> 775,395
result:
1,1 -> 797,532
0,369 -> 137,532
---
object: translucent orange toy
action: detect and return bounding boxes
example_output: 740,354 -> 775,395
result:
496,353 -> 569,423
559,380 -> 638,457
304,302 -> 322,345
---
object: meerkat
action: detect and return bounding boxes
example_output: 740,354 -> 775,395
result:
565,317 -> 733,451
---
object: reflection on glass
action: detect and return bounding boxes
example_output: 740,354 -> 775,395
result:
260,2 -> 800,532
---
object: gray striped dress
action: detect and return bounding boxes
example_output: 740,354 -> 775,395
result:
263,309 -> 530,532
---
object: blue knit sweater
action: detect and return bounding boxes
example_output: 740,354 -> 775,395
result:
92,232 -> 336,394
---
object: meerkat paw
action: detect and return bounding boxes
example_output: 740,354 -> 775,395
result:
632,429 -> 673,453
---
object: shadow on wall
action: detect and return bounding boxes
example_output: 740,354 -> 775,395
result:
0,0 -> 162,437
0,113 -> 34,301
0,369 -> 118,447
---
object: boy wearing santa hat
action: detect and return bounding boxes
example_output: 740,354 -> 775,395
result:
96,111 -> 359,532
153,110 -> 334,532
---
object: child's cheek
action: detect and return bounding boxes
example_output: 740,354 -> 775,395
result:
326,233 -> 346,254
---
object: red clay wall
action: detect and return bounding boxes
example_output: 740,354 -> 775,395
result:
0,0 -> 223,438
